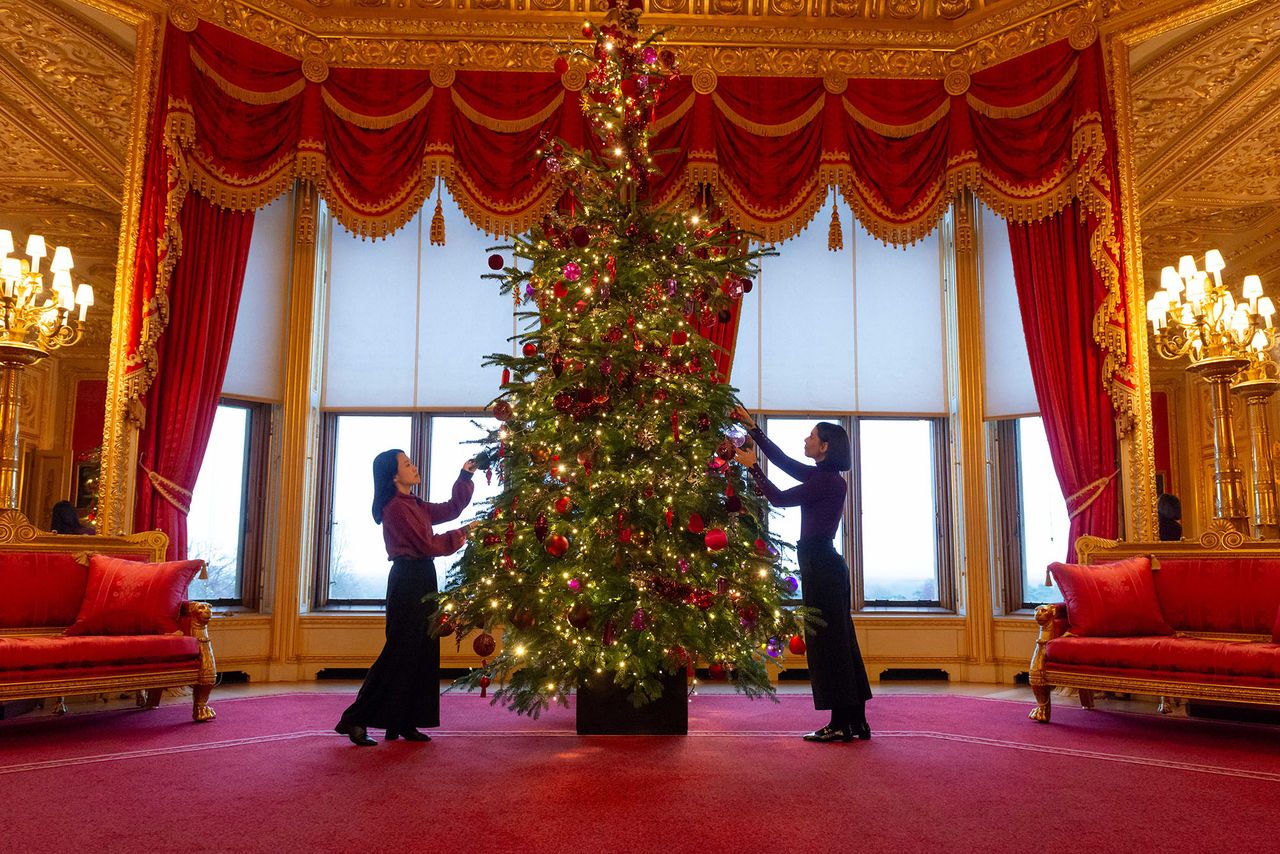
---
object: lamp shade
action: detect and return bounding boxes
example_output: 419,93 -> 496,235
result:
1204,248 -> 1226,274
0,257 -> 20,281
74,283 -> 94,307
1178,254 -> 1198,280
1160,265 -> 1182,293
24,234 -> 46,259
50,246 -> 73,273
0,229 -> 12,256
1243,274 -> 1263,300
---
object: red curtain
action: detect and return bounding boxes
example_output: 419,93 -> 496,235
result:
133,195 -> 255,559
1008,200 -> 1119,561
125,21 -> 1134,425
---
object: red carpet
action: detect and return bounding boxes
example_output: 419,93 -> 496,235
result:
3,693 -> 1278,853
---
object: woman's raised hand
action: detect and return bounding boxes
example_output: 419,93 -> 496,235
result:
462,459 -> 478,473
735,446 -> 758,468
730,405 -> 757,430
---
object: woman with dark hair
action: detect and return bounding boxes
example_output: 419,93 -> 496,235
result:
50,501 -> 94,535
1157,493 -> 1182,542
334,448 -> 476,746
733,407 -> 872,743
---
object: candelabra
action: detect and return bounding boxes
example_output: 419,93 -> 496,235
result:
1147,250 -> 1273,536
0,228 -> 94,509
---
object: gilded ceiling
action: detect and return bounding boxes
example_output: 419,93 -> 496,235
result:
1129,0 -> 1280,296
0,0 -> 1276,354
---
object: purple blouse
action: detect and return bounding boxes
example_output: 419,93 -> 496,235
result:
381,470 -> 475,560
747,426 -> 846,542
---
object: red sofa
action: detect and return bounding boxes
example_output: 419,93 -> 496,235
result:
0,510 -> 216,721
1028,530 -> 1280,722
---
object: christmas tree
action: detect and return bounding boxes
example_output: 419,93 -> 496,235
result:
438,0 -> 799,715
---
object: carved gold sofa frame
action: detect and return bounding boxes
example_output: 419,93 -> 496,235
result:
0,509 -> 217,722
1028,525 -> 1280,723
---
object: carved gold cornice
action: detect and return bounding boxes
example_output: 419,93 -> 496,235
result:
167,0 -> 1102,76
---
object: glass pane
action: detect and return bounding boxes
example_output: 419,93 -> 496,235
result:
188,405 -> 249,602
428,415 -> 500,589
1018,416 -> 1068,605
328,415 -> 412,601
859,419 -> 939,603
758,417 -> 846,599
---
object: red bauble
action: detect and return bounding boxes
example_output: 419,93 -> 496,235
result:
492,400 -> 513,422
687,512 -> 705,534
546,534 -> 570,557
671,330 -> 688,346
707,663 -> 726,681
511,607 -> 536,630
704,528 -> 728,550
753,537 -> 769,555
473,632 -> 497,657
551,353 -> 565,377
554,56 -> 569,75
534,514 -> 548,541
437,615 -> 455,637
555,494 -> 572,514
582,22 -> 593,38
488,254 -> 505,270
553,280 -> 569,299
571,225 -> 591,247
664,507 -> 674,528
788,635 -> 807,655
567,599 -> 593,629
522,342 -> 539,357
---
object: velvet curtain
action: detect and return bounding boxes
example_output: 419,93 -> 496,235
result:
133,195 -> 255,559
1008,200 -> 1120,560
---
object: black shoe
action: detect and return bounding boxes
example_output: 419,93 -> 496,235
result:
388,728 -> 431,742
802,724 -> 854,743
856,721 -> 872,741
335,722 -> 376,746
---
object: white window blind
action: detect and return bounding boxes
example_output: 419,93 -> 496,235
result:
980,203 -> 1039,417
223,194 -> 291,401
324,190 -> 514,408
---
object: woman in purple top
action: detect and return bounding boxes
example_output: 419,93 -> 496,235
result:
734,407 -> 872,743
335,448 -> 476,746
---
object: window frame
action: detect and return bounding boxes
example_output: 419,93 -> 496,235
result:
755,412 -> 954,613
991,416 -> 1065,612
188,397 -> 270,609
312,408 -> 490,609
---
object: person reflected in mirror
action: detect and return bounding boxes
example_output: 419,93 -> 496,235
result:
50,501 -> 95,535
334,449 -> 476,747
732,405 -> 872,743
1157,492 -> 1182,542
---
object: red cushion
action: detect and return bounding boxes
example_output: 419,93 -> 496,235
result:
0,552 -> 89,628
1048,556 -> 1173,637
0,635 -> 198,672
1046,635 -> 1280,680
0,661 -> 201,685
1151,558 -> 1280,635
1273,605 -> 1280,645
63,555 -> 202,636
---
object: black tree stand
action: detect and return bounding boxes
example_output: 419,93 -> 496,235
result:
575,671 -> 689,735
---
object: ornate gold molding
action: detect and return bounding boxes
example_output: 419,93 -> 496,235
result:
166,0 -> 1105,77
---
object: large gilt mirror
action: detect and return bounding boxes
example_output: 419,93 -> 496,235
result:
0,0 -> 135,531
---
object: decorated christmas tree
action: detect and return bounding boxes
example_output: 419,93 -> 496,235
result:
439,1 -> 800,715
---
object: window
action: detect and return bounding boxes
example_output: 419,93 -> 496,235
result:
859,418 -> 944,606
757,414 -> 951,610
187,400 -> 270,607
993,416 -> 1069,610
315,412 -> 496,607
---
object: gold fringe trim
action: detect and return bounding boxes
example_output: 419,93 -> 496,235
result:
828,202 -> 843,251
450,89 -> 564,134
711,91 -> 825,138
966,60 -> 1078,120
321,87 -> 433,130
651,92 -> 695,136
843,98 -> 951,139
189,47 -> 305,105
430,189 -> 446,246
140,462 -> 193,516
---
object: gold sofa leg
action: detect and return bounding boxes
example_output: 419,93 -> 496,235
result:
1029,683 -> 1052,722
188,601 -> 217,723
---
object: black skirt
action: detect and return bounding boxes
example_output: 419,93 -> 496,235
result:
798,538 -> 872,710
337,557 -> 441,730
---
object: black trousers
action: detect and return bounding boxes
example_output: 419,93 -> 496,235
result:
798,538 -> 872,712
338,557 -> 441,730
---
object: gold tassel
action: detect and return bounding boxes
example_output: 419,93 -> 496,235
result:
429,191 -> 445,246
828,202 -> 843,252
